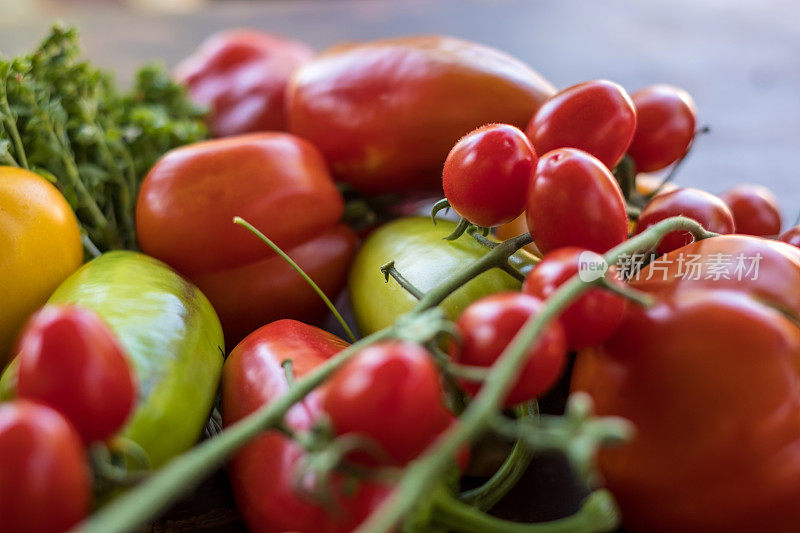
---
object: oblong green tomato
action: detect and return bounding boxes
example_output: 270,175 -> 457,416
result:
0,251 -> 224,467
349,217 -> 531,336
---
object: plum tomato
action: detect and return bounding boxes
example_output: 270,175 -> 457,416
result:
720,184 -> 782,237
781,226 -> 800,248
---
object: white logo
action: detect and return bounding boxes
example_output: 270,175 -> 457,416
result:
577,251 -> 608,282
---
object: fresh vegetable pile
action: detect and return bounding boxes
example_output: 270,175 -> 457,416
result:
0,24 -> 799,533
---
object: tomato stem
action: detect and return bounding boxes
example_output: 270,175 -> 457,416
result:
381,261 -> 424,299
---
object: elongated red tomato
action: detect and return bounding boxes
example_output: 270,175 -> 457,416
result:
526,148 -> 628,254
525,80 -> 636,170
17,306 -> 136,444
781,226 -> 800,248
720,184 -> 782,237
443,124 -> 537,228
0,401 -> 90,533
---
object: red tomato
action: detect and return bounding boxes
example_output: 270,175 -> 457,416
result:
452,293 -> 567,406
442,124 -> 537,228
525,80 -> 636,170
636,187 -> 736,255
287,35 -> 555,195
16,306 -> 136,444
781,226 -> 800,248
526,148 -> 628,254
720,184 -> 782,237
322,341 -> 456,465
175,29 -> 313,137
0,401 -> 90,533
223,320 -> 390,533
627,85 -> 697,172
523,247 -> 627,349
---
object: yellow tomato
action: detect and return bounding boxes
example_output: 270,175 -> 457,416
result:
495,213 -> 541,256
0,167 -> 83,364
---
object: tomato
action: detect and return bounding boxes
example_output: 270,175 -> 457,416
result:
442,124 -> 537,228
720,184 -> 782,237
523,247 -> 627,349
0,401 -> 89,533
525,80 -> 636,170
136,133 -> 354,344
15,305 -> 136,444
636,187 -> 736,255
223,320 -> 390,533
572,235 -> 800,533
526,148 -> 628,254
348,217 -> 533,336
635,173 -> 677,197
287,35 -> 555,195
781,226 -> 800,248
453,293 -> 566,406
0,166 -> 83,365
175,29 -> 313,136
627,85 -> 697,172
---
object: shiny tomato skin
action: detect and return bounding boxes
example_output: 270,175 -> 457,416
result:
525,80 -> 636,170
0,401 -> 90,533
523,247 -> 627,349
287,36 -> 555,195
781,226 -> 800,248
526,148 -> 628,254
175,29 -> 313,136
443,123 -> 537,228
627,85 -> 697,172
636,187 -> 736,255
453,292 -> 567,406
16,306 -> 136,444
720,184 -> 782,237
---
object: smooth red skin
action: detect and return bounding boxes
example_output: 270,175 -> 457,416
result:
636,187 -> 736,255
175,29 -> 313,137
136,132 -> 344,277
573,235 -> 800,533
627,85 -> 697,172
287,35 -> 555,195
720,184 -> 782,236
0,401 -> 90,533
453,293 -> 567,406
523,247 -> 627,350
526,148 -> 628,254
223,320 -> 391,533
781,226 -> 800,248
322,341 -> 456,465
16,306 -> 136,444
525,80 -> 636,170
193,225 -> 358,345
443,124 -> 537,228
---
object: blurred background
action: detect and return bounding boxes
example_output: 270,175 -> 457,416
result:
0,0 -> 798,220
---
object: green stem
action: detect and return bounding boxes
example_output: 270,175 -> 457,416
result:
381,261 -> 425,300
234,216 -> 358,343
445,217 -> 471,241
0,77 -> 29,170
599,279 -> 654,307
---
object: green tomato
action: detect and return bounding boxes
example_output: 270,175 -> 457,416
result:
0,251 -> 224,468
349,217 -> 532,336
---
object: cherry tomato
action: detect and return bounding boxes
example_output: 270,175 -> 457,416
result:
636,187 -> 736,255
442,124 -> 537,228
0,401 -> 90,533
781,226 -> 800,248
16,305 -> 136,444
525,80 -> 636,170
720,184 -> 782,237
323,341 -> 456,465
452,292 -> 567,406
526,148 -> 628,254
627,85 -> 697,172
523,247 -> 627,349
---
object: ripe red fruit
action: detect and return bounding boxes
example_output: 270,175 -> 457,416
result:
720,184 -> 782,237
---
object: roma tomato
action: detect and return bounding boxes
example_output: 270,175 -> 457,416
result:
636,187 -> 736,255
136,133 -> 354,343
443,124 -> 537,228
523,247 -> 627,349
287,35 -> 555,195
223,320 -> 390,533
720,184 -> 782,237
175,29 -> 313,136
573,235 -> 800,533
16,305 -> 136,444
627,85 -> 697,172
781,226 -> 800,248
526,148 -> 628,254
525,80 -> 636,170
452,292 -> 566,406
0,401 -> 90,533
0,167 -> 83,365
